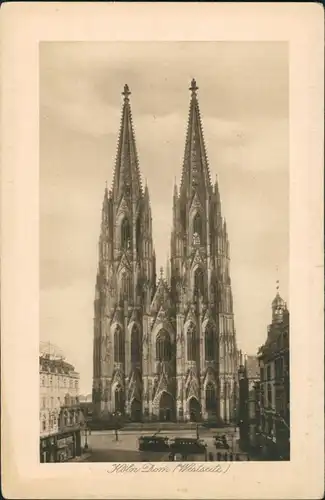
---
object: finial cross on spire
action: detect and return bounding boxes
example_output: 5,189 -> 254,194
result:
160,266 -> 164,279
122,84 -> 131,99
190,78 -> 199,95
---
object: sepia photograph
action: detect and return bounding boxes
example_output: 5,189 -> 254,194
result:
39,41 -> 290,463
1,3 -> 323,499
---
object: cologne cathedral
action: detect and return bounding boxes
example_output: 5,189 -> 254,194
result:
92,80 -> 239,423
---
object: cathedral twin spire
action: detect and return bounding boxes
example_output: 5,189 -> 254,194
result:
180,79 -> 212,201
100,79 -> 226,287
108,79 -> 215,209
112,84 -> 143,204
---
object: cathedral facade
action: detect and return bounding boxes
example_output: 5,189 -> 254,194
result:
92,80 -> 239,423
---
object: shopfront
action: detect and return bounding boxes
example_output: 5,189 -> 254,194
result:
40,429 -> 81,463
40,436 -> 57,463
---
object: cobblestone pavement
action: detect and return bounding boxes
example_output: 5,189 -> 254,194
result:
82,428 -> 246,462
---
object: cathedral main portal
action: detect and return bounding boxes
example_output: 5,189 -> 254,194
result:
130,399 -> 142,422
188,397 -> 201,422
158,392 -> 175,422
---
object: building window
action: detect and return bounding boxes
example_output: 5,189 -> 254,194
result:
75,380 -> 78,389
114,327 -> 124,363
187,323 -> 196,362
205,383 -> 216,412
136,217 -> 141,256
260,367 -> 264,382
131,325 -> 141,364
267,384 -> 272,407
156,329 -> 172,362
193,212 -> 203,239
121,217 -> 131,250
194,267 -> 204,298
205,324 -> 214,361
42,419 -> 46,431
114,385 -> 124,413
121,272 -> 131,301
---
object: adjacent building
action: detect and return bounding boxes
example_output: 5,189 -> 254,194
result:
39,343 -> 83,462
238,355 -> 260,452
92,80 -> 239,424
256,291 -> 290,460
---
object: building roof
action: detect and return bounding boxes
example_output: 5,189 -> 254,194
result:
39,355 -> 78,376
272,291 -> 286,308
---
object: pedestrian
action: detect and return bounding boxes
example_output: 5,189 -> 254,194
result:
224,452 -> 228,461
208,452 -> 214,461
115,428 -> 118,441
216,452 -> 222,461
235,454 -> 241,461
229,453 -> 233,461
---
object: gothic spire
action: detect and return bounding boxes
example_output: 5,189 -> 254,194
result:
180,79 -> 212,199
112,84 -> 143,203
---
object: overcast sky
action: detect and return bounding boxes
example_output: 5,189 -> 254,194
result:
40,42 -> 288,394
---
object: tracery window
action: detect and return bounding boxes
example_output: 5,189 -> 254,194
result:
121,217 -> 131,250
136,216 -> 141,256
114,327 -> 125,363
114,385 -> 124,413
193,212 -> 203,239
156,329 -> 172,362
205,324 -> 215,361
194,267 -> 204,298
131,325 -> 141,364
205,383 -> 217,412
187,323 -> 196,361
121,272 -> 131,301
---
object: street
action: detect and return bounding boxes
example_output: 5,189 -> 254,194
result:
81,427 -> 245,462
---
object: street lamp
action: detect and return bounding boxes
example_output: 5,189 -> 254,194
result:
196,411 -> 202,440
113,411 -> 122,441
83,423 -> 90,451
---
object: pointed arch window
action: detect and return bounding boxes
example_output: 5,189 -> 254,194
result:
205,324 -> 215,361
193,212 -> 203,239
114,385 -> 124,413
131,325 -> 141,364
194,267 -> 204,298
121,217 -> 131,250
205,383 -> 217,412
136,216 -> 141,256
114,327 -> 124,363
121,272 -> 131,301
187,323 -> 196,361
156,329 -> 171,362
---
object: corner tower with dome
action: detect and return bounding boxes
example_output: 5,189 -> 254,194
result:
92,80 -> 239,424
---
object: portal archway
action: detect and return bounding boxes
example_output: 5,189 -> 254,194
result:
159,392 -> 175,422
130,399 -> 142,422
188,397 -> 201,422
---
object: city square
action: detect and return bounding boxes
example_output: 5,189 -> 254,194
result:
80,426 -> 246,463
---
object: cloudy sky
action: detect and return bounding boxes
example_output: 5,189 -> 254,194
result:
40,42 -> 288,394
